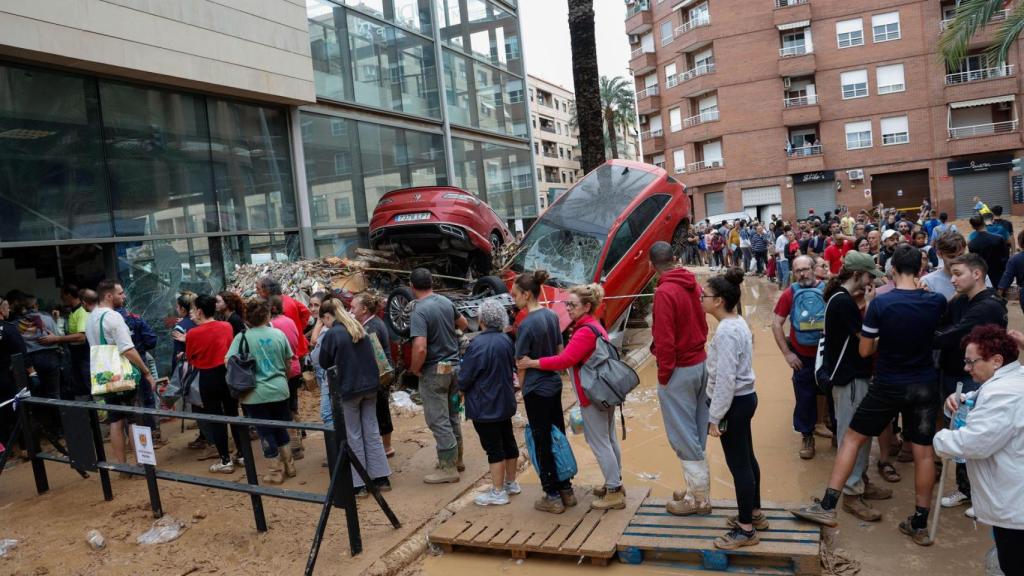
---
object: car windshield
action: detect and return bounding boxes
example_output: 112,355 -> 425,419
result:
510,164 -> 658,285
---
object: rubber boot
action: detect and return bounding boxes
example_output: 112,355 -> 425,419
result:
290,426 -> 305,461
456,438 -> 465,473
424,447 -> 460,484
262,458 -> 285,484
279,445 -> 297,478
667,460 -> 712,516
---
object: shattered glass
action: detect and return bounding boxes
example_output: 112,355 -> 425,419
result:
513,222 -> 603,286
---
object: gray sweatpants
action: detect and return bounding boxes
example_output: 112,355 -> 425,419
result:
419,364 -> 461,456
658,363 -> 709,462
581,403 -> 622,489
343,392 -> 391,488
833,377 -> 870,496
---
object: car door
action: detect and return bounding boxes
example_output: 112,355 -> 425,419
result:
599,194 -> 673,326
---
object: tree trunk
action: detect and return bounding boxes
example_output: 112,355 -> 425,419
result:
568,0 -> 606,174
606,109 -> 619,159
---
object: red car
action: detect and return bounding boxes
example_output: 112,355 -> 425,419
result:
369,186 -> 513,276
504,160 -> 689,334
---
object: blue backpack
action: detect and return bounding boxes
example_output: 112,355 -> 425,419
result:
790,283 -> 825,346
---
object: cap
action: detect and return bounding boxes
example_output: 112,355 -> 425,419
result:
881,229 -> 899,241
844,250 -> 883,277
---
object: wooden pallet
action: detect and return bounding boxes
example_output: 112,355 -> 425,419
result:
617,499 -> 822,575
429,486 -> 650,565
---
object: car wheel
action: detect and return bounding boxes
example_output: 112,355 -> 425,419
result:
472,275 -> 507,297
671,219 -> 690,258
489,232 -> 502,253
386,286 -> 416,339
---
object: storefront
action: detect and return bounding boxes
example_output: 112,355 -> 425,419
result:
871,169 -> 930,213
793,171 -> 836,220
949,155 -> 1014,218
741,185 -> 782,223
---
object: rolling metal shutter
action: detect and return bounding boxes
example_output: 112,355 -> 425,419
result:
704,191 -> 725,216
794,181 -> 835,219
741,185 -> 781,207
954,171 -> 1011,218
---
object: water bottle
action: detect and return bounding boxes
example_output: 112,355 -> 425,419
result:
952,397 -> 974,464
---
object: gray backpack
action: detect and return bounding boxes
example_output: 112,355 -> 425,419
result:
578,324 -> 640,438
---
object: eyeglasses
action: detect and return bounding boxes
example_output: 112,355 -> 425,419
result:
700,293 -> 717,300
793,267 -> 812,274
564,302 -> 579,309
964,357 -> 984,368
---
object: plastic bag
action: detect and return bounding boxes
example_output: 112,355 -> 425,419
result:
0,538 -> 17,557
136,516 -> 186,545
391,391 -> 421,414
986,546 -> 1005,576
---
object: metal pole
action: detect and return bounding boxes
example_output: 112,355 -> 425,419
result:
144,464 -> 163,518
90,408 -> 113,501
327,367 -> 361,554
239,427 -> 268,532
20,398 -> 48,494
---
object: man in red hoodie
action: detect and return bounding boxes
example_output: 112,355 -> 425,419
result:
649,241 -> 711,516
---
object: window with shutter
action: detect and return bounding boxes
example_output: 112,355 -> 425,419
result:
876,64 -> 905,94
845,120 -> 873,149
836,18 -> 864,48
673,149 -> 686,173
841,69 -> 869,99
881,116 -> 909,145
872,12 -> 900,43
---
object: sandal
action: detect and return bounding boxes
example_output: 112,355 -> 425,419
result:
877,461 -> 901,483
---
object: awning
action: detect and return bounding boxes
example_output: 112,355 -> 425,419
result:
672,0 -> 698,10
950,95 -> 1015,109
777,20 -> 810,31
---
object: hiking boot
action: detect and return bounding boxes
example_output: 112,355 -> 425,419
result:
941,489 -> 970,508
667,496 -> 712,516
534,494 -> 566,514
597,486 -> 627,498
898,516 -> 934,546
354,486 -> 369,499
197,446 -> 219,461
560,488 -> 578,507
504,481 -> 522,495
279,445 -> 297,478
209,460 -> 234,474
262,461 -> 285,485
789,499 -> 838,527
591,487 -> 626,511
727,511 -> 770,531
714,527 -> 760,550
814,423 -> 834,439
799,435 -> 815,460
423,464 -> 460,484
374,477 -> 392,492
290,433 -> 305,461
842,495 -> 881,522
474,488 -> 510,507
862,477 -> 893,500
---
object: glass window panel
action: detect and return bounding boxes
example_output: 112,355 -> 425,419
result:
314,228 -> 367,258
336,0 -> 432,34
99,81 -> 214,237
0,65 -> 112,241
453,137 -> 534,220
207,98 -> 296,232
358,121 -> 447,210
307,1 -> 440,119
444,50 -> 473,126
435,0 -> 523,75
301,114 -> 364,228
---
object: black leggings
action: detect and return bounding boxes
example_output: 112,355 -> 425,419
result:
376,385 -> 393,436
719,392 -> 761,525
196,366 -> 242,464
994,526 -> 1024,575
524,391 -> 570,495
473,419 -> 519,464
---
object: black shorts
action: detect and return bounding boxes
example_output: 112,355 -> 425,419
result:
99,390 -> 138,424
849,380 -> 938,445
472,419 -> 519,464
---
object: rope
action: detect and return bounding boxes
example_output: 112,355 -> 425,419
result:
819,527 -> 861,575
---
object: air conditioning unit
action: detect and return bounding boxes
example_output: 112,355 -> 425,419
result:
629,34 -> 641,44
710,160 -> 722,168
783,77 -> 792,88
847,169 -> 865,181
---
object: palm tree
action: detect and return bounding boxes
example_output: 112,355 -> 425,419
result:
939,0 -> 1024,69
568,0 -> 606,173
614,93 -> 637,160
599,76 -> 631,159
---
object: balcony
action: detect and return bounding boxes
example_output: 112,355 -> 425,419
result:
940,9 -> 1007,32
945,65 -> 1014,85
674,63 -> 717,97
625,1 -> 653,34
630,48 -> 658,74
945,66 -> 1018,102
786,146 -> 825,172
779,44 -> 810,58
675,15 -> 710,37
688,159 -> 725,172
683,109 -> 719,128
641,128 -> 665,151
775,0 -> 809,6
636,86 -> 661,113
539,125 -> 556,134
948,120 -> 1018,139
778,52 -> 816,77
542,151 -> 559,159
773,0 -> 811,26
784,94 -> 818,107
782,96 -> 820,125
787,144 -> 822,157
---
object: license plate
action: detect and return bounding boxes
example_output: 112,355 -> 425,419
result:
394,213 -> 430,222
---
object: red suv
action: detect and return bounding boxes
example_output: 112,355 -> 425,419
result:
370,186 -> 513,275
505,160 -> 689,333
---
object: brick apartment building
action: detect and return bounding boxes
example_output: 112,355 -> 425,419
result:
528,75 -> 584,212
626,0 -> 1024,223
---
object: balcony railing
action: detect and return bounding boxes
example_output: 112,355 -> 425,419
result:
940,9 -> 1007,31
636,85 -> 660,99
688,158 -> 725,172
542,152 -> 559,159
675,15 -> 710,36
666,74 -> 681,89
779,44 -> 809,57
775,0 -> 809,7
641,128 -> 664,140
945,65 -> 1014,85
948,120 -> 1019,139
679,63 -> 716,82
539,125 -> 556,133
630,45 -> 654,59
784,94 -> 818,107
626,0 -> 650,18
786,144 -> 823,157
683,109 -> 720,127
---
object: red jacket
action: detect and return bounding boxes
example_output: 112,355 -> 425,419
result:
651,267 -> 708,385
537,316 -> 606,408
282,295 -> 310,357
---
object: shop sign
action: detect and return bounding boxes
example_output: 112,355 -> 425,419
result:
1013,175 -> 1023,204
793,171 -> 835,184
947,156 -> 1013,176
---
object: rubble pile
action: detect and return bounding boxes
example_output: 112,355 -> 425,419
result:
227,256 -> 368,302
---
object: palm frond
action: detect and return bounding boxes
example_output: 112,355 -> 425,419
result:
939,0 -> 1007,68
988,2 -> 1024,65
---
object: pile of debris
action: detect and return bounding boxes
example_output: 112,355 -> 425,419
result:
227,255 -> 370,302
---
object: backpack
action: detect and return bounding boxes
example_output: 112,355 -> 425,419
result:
790,283 -> 825,346
226,333 -> 258,399
579,324 -> 640,410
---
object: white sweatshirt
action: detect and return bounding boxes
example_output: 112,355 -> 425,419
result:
933,361 -> 1024,530
706,317 -> 756,426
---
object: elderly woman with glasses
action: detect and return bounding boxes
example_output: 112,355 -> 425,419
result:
458,299 -> 520,507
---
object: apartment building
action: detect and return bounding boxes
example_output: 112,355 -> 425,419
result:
626,0 -> 1024,223
528,75 -> 583,211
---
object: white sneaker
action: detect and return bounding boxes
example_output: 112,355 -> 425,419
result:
474,488 -> 510,507
233,456 -> 245,467
504,481 -> 522,496
209,461 -> 234,474
965,506 -> 976,519
941,489 -> 970,508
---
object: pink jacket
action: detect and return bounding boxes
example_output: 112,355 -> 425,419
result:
537,315 -> 607,408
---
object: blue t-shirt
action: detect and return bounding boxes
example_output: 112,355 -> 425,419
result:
862,289 -> 947,385
515,308 -> 563,397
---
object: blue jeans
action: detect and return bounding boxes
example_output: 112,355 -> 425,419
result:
317,366 -> 332,427
791,352 -> 817,436
777,258 -> 790,286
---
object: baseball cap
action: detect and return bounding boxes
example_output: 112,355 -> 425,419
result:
844,251 -> 883,277
881,229 -> 899,241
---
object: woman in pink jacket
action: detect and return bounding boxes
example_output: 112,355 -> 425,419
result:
518,283 -> 625,511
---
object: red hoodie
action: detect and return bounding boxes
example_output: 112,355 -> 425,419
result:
651,267 -> 709,385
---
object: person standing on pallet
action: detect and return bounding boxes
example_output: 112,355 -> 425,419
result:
647,241 -> 711,516
408,268 -> 470,484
